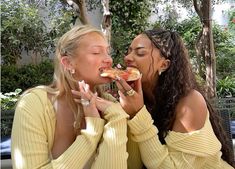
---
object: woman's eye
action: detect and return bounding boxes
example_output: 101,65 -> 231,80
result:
137,53 -> 145,56
92,52 -> 100,55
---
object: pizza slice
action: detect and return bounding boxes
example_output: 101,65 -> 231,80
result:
100,67 -> 141,81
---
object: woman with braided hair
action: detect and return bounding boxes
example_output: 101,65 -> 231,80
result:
114,28 -> 235,168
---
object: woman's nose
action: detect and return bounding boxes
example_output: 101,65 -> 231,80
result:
124,54 -> 133,66
103,56 -> 113,67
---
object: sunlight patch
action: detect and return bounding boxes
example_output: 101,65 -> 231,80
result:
14,148 -> 24,169
106,127 -> 116,139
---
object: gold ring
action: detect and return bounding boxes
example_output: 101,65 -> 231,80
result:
126,89 -> 135,96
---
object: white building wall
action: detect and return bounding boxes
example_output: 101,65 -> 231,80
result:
213,2 -> 235,28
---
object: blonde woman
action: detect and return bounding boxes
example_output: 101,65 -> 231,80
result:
11,25 -> 128,169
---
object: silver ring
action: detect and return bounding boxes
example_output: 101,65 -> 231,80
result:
125,89 -> 135,97
81,98 -> 90,106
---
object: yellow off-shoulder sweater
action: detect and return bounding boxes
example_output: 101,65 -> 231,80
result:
127,106 -> 234,169
11,88 -> 129,169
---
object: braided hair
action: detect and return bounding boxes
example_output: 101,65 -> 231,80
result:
143,28 -> 235,167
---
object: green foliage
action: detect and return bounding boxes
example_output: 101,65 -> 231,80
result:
47,0 -> 74,46
110,0 -> 159,65
217,76 -> 235,98
1,1 -> 49,64
216,44 -> 235,79
1,89 -> 22,136
213,24 -> 235,79
1,59 -> 54,93
1,89 -> 22,111
153,16 -> 201,59
0,0 -> 69,136
1,0 -> 73,65
227,8 -> 235,38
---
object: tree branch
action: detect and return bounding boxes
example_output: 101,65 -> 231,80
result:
67,0 -> 89,25
101,0 -> 111,43
193,0 -> 203,21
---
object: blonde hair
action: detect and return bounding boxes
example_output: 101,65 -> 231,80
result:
22,25 -> 106,131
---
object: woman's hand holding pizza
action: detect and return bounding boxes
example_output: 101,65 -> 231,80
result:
100,66 -> 144,117
115,75 -> 144,118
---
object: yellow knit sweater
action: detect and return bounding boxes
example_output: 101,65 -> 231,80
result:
11,88 -> 129,169
127,106 -> 234,169
11,89 -> 234,169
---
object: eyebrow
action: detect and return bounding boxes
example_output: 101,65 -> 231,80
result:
135,46 -> 145,50
91,45 -> 110,48
129,46 -> 145,51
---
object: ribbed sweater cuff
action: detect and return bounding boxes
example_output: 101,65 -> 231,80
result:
81,117 -> 105,139
128,106 -> 158,142
104,103 -> 129,121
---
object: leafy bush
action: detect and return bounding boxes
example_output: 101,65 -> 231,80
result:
1,59 -> 54,136
1,0 -> 50,65
217,76 -> 235,98
1,59 -> 54,93
1,0 -> 73,65
110,0 -> 158,65
1,89 -> 22,136
1,89 -> 22,111
0,1 -> 72,136
213,24 -> 235,79
227,8 -> 235,39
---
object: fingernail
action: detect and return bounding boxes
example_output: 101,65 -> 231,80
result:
115,75 -> 121,81
85,84 -> 89,92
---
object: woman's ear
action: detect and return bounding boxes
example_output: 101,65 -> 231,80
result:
61,56 -> 73,70
160,59 -> 171,72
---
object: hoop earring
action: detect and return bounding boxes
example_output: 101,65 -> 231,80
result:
70,69 -> 75,74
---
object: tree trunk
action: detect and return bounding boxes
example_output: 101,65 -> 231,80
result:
101,0 -> 111,44
193,0 -> 216,98
66,0 -> 89,25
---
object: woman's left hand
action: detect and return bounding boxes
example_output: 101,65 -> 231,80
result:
72,81 -> 113,117
72,81 -> 101,118
115,76 -> 144,118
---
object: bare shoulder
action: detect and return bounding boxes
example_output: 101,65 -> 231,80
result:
172,89 -> 208,133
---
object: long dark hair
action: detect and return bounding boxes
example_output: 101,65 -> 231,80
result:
143,28 -> 235,167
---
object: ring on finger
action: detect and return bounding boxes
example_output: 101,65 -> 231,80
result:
125,89 -> 135,97
81,98 -> 90,106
